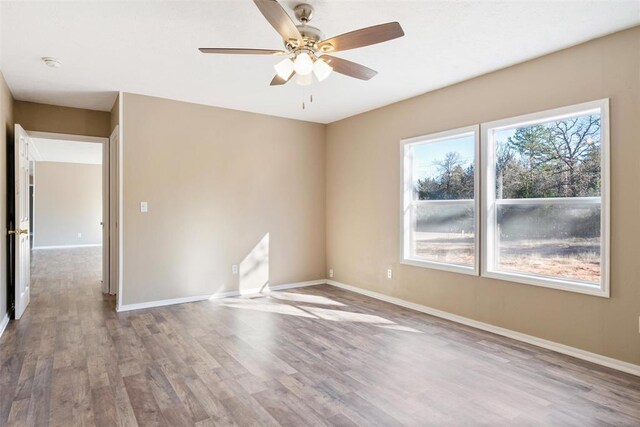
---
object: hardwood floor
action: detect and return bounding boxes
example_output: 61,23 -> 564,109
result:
1,248 -> 639,426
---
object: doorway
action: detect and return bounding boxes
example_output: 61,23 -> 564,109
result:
7,127 -> 113,319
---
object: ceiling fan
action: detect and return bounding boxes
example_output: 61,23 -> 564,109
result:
199,0 -> 405,86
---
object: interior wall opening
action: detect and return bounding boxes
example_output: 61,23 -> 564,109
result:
11,129 -> 112,319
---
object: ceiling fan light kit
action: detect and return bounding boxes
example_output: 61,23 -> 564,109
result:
313,58 -> 332,82
296,72 -> 313,86
293,52 -> 314,76
199,0 -> 405,87
274,57 -> 295,80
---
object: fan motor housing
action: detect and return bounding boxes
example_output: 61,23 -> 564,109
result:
282,3 -> 323,51
298,25 -> 324,45
284,25 -> 324,50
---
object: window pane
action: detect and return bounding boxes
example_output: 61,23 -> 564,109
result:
487,106 -> 605,289
496,202 -> 600,284
494,113 -> 601,199
412,201 -> 474,267
412,135 -> 475,201
405,131 -> 476,270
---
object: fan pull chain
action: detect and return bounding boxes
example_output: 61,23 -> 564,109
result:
302,93 -> 313,110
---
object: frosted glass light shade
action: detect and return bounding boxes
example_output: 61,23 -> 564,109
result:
274,58 -> 294,80
295,73 -> 312,86
293,52 -> 314,76
313,58 -> 333,82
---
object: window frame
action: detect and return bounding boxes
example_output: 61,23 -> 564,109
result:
480,99 -> 610,297
400,125 -> 480,276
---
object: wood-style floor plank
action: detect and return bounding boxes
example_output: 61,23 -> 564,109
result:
0,247 -> 639,426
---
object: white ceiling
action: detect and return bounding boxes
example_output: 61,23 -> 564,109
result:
1,1 -> 639,124
30,138 -> 102,165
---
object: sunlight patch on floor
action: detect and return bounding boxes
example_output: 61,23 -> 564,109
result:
300,305 -> 394,324
220,293 -> 422,333
376,324 -> 422,333
220,298 -> 317,318
268,292 -> 346,306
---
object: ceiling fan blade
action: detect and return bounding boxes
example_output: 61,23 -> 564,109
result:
321,55 -> 378,80
253,0 -> 303,45
270,72 -> 295,86
199,48 -> 286,55
318,22 -> 404,53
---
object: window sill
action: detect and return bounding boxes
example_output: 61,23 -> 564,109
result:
401,258 -> 479,276
481,270 -> 609,298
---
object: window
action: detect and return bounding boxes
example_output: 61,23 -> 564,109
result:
482,99 -> 609,296
401,126 -> 479,274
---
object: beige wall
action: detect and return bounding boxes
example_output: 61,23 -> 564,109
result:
326,27 -> 640,365
121,93 -> 326,305
34,162 -> 102,248
15,101 -> 111,137
0,71 -> 14,321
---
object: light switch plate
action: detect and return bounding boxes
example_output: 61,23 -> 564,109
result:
140,202 -> 148,213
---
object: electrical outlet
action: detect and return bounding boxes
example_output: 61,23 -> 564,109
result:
329,268 -> 333,278
387,268 -> 393,280
140,201 -> 148,213
232,264 -> 238,275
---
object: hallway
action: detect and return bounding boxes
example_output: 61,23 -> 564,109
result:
0,247 -> 110,425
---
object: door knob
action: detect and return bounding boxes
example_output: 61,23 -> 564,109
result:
7,229 -> 26,235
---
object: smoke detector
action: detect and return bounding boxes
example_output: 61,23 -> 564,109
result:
42,57 -> 62,68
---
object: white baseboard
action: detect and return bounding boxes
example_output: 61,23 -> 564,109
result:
326,280 -> 640,377
0,313 -> 9,340
116,279 -> 325,313
33,244 -> 102,250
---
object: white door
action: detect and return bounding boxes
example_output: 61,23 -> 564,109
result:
13,125 -> 31,319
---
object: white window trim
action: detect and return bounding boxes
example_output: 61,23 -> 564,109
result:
480,98 -> 610,298
400,125 -> 480,276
